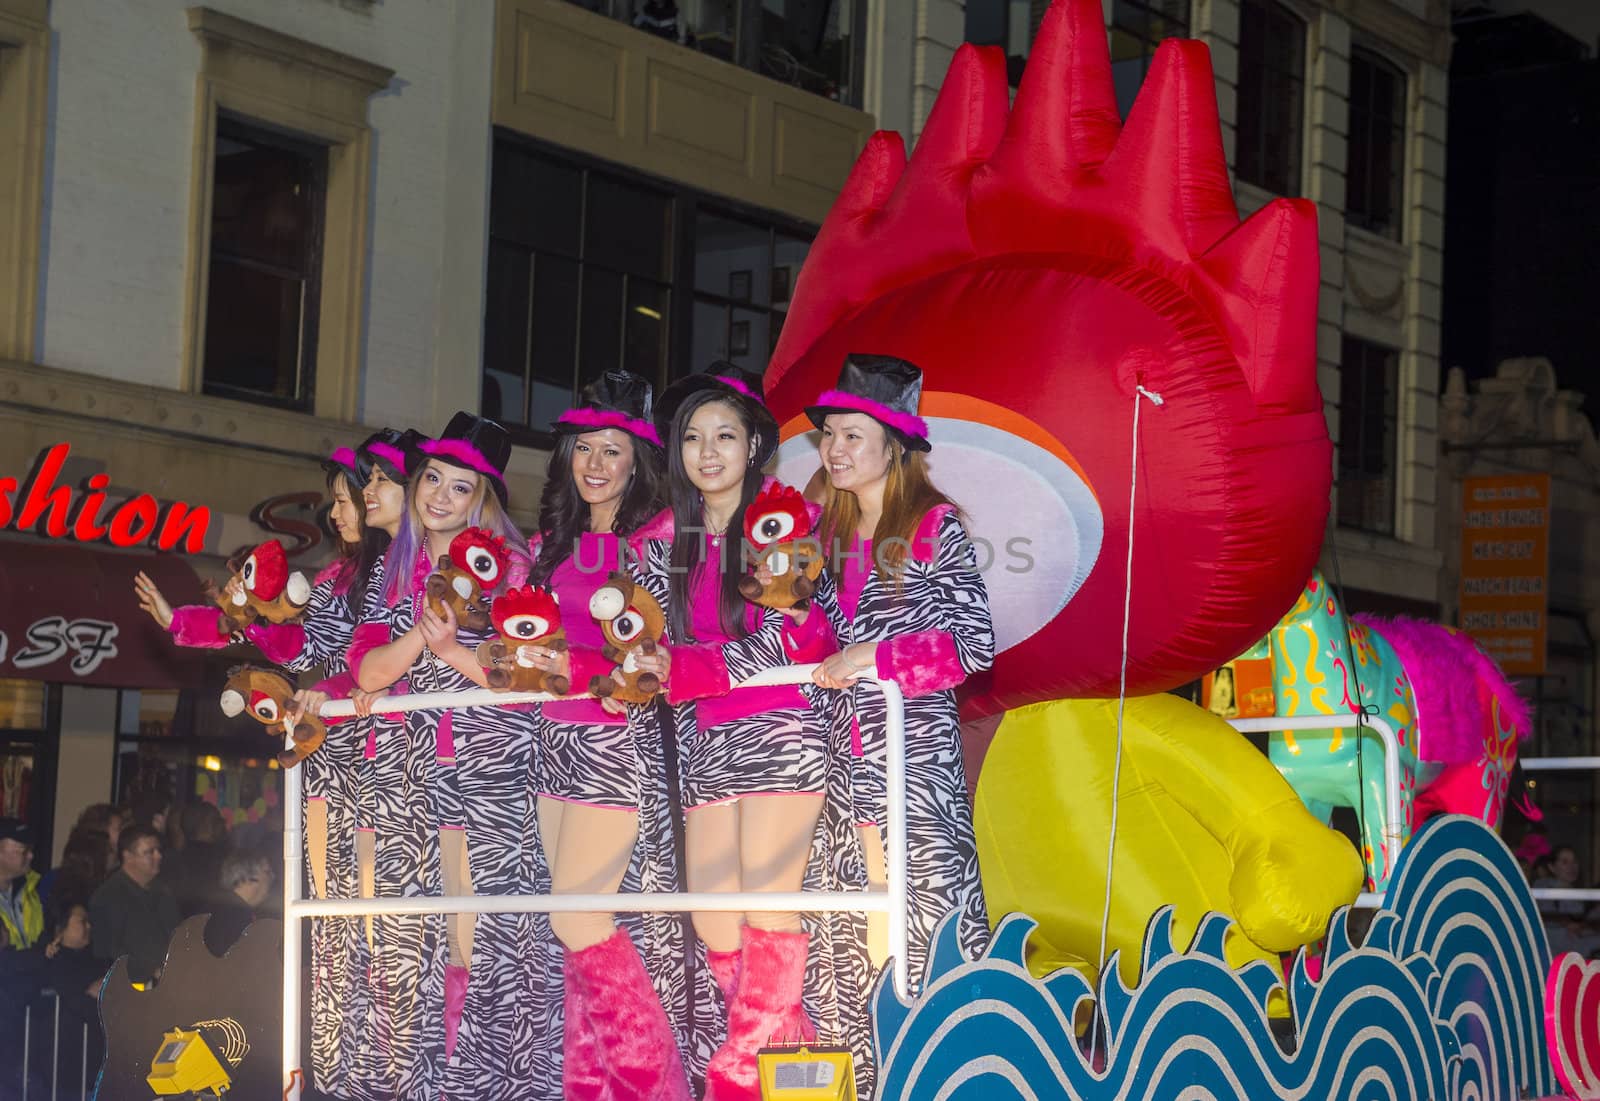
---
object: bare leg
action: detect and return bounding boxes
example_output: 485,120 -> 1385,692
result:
547,800 -> 640,951
739,795 -> 824,932
305,798 -> 329,900
355,829 -> 375,948
857,823 -> 889,970
440,828 -> 474,968
686,802 -> 743,953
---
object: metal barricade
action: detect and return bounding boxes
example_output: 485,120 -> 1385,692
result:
283,664 -> 907,1100
19,989 -> 93,1101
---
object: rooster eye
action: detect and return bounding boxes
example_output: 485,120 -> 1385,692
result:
466,548 -> 501,584
502,614 -> 549,640
750,510 -> 797,545
242,554 -> 258,590
612,611 -> 644,642
253,699 -> 280,722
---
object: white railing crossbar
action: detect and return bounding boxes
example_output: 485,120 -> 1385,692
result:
282,664 -> 906,1100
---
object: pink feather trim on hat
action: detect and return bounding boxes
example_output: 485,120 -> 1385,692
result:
556,407 -> 664,447
714,374 -> 764,405
327,446 -> 360,471
813,389 -> 929,440
364,440 -> 408,476
418,437 -> 504,479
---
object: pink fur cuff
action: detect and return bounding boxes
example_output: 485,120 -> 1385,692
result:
875,630 -> 965,697
346,622 -> 391,680
244,621 -> 306,665
170,605 -> 230,649
664,644 -> 731,704
782,608 -> 837,664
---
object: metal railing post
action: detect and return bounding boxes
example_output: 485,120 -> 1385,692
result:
281,664 -> 912,1095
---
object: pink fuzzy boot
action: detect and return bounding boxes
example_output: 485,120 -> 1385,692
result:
706,947 -> 742,1005
703,928 -> 816,1100
442,964 -> 469,1061
569,928 -> 691,1101
563,953 -> 610,1100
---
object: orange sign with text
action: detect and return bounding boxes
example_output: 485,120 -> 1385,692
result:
1459,473 -> 1549,675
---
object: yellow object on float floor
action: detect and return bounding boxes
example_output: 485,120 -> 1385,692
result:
146,1027 -> 233,1095
757,1043 -> 858,1099
974,695 -> 1363,1010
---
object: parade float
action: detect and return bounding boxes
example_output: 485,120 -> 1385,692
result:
86,0 -> 1584,1098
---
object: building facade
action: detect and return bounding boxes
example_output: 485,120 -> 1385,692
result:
0,0 -> 1451,859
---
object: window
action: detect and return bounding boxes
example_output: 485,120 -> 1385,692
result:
1346,48 -> 1407,239
1337,336 -> 1399,535
0,0 -> 48,360
200,117 -> 327,411
567,0 -> 868,107
1235,0 -> 1305,196
691,212 -> 810,375
484,137 -> 814,445
184,8 -> 392,422
963,0 -> 1032,85
1110,0 -> 1190,117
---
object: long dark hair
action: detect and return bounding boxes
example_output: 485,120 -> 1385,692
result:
666,391 -> 764,643
326,466 -> 390,603
530,432 -> 665,587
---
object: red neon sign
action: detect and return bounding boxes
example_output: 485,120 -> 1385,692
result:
0,443 -> 211,553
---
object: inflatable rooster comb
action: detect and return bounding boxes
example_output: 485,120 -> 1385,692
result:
219,665 -> 325,768
765,0 -> 1331,715
739,482 -> 823,611
478,585 -> 569,695
425,527 -> 510,630
216,539 -> 311,632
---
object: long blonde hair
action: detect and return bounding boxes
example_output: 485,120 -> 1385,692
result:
819,440 -> 957,589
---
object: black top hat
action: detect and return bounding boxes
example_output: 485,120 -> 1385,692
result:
358,428 -> 424,485
657,362 -> 781,467
804,354 -> 932,452
417,412 -> 513,506
552,370 -> 664,450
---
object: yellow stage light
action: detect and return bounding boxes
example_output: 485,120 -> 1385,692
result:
146,1029 -> 231,1095
757,1043 -> 857,1100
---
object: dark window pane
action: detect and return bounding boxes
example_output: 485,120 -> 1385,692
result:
691,297 -> 729,374
578,266 -> 624,383
757,0 -> 857,102
624,279 -> 670,388
482,240 -> 532,425
1347,48 -> 1406,239
695,213 -> 772,305
727,307 -> 770,374
585,173 -> 672,279
203,260 -> 308,403
966,0 -> 1008,47
203,118 -> 324,410
491,147 -> 582,255
1236,0 -> 1305,196
1336,337 -> 1399,535
530,254 -> 580,423
210,128 -> 321,272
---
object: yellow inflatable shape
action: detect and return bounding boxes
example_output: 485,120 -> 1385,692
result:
975,695 -> 1362,1001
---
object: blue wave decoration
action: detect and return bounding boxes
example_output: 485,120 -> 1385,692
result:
871,815 -> 1555,1100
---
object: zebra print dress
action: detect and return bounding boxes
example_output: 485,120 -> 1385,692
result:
274,564 -> 365,1099
802,507 -> 996,1098
351,545 -> 563,1101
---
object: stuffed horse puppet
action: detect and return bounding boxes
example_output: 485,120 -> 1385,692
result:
1268,572 -> 1531,889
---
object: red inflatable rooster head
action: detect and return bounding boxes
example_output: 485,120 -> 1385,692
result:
767,0 -> 1330,716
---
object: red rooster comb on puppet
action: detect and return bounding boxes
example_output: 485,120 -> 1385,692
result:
492,585 -> 562,641
766,0 -> 1330,715
240,539 -> 289,600
744,483 -> 813,547
448,528 -> 511,590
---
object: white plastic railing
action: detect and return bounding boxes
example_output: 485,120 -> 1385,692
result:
282,665 -> 906,1101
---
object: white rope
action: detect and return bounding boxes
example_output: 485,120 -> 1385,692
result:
1092,383 -> 1163,1063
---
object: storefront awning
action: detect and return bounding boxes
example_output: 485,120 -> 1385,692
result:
0,538 -> 213,688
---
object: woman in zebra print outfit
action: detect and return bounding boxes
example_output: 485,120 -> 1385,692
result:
800,355 -> 996,1097
137,432 -> 409,1098
513,369 -> 713,1100
632,363 -> 838,1101
351,412 -> 560,1101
